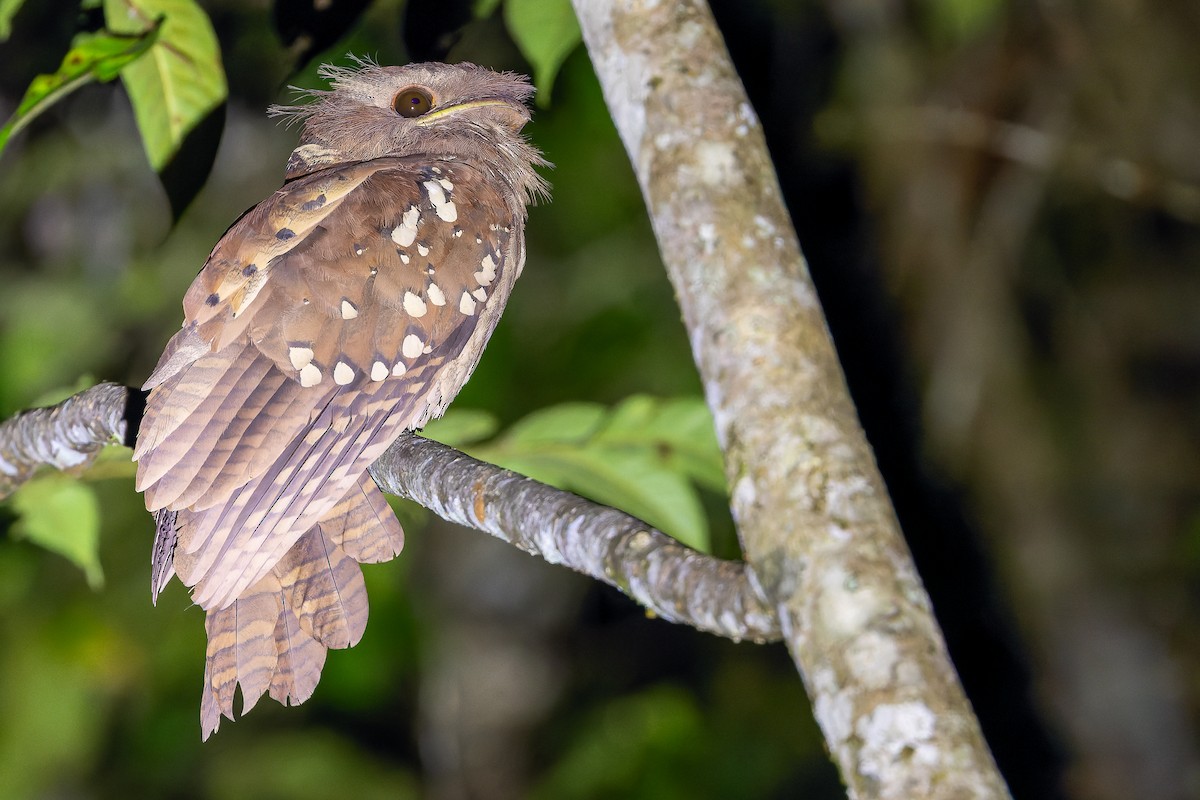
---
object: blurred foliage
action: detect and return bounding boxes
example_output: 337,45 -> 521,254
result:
104,0 -> 227,172
8,472 -> 103,588
3,0 -> 1198,798
427,396 -> 724,550
789,0 -> 1200,797
0,0 -> 24,41
501,0 -> 579,103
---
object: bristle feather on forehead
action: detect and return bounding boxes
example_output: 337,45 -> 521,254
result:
269,59 -> 535,132
267,57 -> 549,208
281,59 -> 536,109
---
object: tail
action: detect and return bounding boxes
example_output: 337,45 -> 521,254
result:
184,473 -> 403,740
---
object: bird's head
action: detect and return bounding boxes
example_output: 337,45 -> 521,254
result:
271,58 -> 548,202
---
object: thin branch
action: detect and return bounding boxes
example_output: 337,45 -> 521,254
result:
571,1 -> 1011,797
0,382 -> 781,643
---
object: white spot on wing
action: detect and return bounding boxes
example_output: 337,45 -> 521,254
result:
459,292 -> 477,315
472,287 -> 487,302
403,291 -> 427,317
399,252 -> 410,265
417,243 -> 430,257
475,253 -> 497,286
334,361 -> 355,385
391,206 -> 420,247
299,364 -> 322,387
288,346 -> 314,370
392,362 -> 407,376
427,283 -> 446,306
340,299 -> 358,319
371,361 -> 389,381
402,334 -> 424,359
438,178 -> 453,191
423,179 -> 458,222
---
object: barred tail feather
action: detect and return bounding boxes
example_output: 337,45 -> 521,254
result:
194,476 -> 399,739
323,473 -> 404,564
269,604 -> 327,707
201,575 -> 282,740
275,526 -> 369,649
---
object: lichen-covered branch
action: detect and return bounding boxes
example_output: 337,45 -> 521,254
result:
378,436 -> 780,644
571,1 -> 1011,797
0,382 -> 139,500
371,433 -> 779,642
0,383 -> 781,644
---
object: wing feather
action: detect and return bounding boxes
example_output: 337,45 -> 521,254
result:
201,378 -> 324,504
134,350 -> 242,467
139,350 -> 278,505
186,394 -> 397,608
169,368 -> 294,510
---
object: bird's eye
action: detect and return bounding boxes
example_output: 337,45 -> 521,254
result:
393,87 -> 433,118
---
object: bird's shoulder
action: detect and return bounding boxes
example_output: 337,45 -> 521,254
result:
145,154 -> 520,392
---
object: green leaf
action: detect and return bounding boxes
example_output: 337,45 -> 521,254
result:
473,397 -> 725,551
104,0 -> 227,171
82,444 -> 137,482
472,0 -> 502,18
918,0 -> 1004,46
8,475 -> 104,588
598,396 -> 727,492
0,25 -> 161,157
420,408 -> 500,448
501,448 -> 709,551
502,402 -> 606,445
0,0 -> 25,41
503,0 -> 581,105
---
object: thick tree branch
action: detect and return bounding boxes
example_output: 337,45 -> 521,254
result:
370,435 -> 778,642
0,382 -> 140,500
0,382 -> 781,643
571,1 -> 1011,797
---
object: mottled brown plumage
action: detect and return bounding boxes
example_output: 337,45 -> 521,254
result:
134,59 -> 548,739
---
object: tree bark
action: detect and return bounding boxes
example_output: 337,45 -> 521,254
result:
570,1 -> 1011,797
0,382 -> 139,497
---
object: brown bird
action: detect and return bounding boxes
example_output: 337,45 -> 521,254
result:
133,59 -> 548,739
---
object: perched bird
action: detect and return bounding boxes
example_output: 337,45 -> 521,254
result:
133,59 -> 549,739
